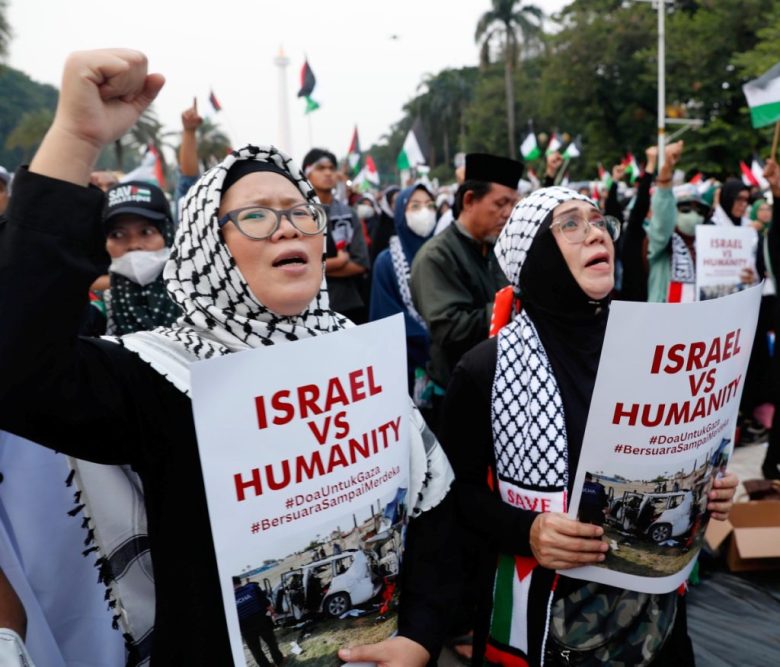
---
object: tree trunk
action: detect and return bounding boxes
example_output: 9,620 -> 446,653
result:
504,46 -> 516,158
443,128 -> 450,169
114,139 -> 124,171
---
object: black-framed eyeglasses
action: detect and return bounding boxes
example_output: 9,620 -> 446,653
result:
550,213 -> 621,244
218,203 -> 328,240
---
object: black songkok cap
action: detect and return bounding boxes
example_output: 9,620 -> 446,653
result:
465,153 -> 524,190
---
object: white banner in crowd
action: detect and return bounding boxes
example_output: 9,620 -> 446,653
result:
191,315 -> 409,667
567,286 -> 761,594
695,225 -> 758,301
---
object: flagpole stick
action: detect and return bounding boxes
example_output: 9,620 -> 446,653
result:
771,121 -> 780,162
555,157 -> 571,186
307,114 -> 313,151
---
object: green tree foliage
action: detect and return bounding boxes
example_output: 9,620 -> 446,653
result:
0,0 -> 11,60
195,117 -> 232,168
0,66 -> 58,169
5,108 -> 53,161
370,0 -> 780,185
475,0 -> 544,157
732,2 -> 780,78
367,67 -> 479,183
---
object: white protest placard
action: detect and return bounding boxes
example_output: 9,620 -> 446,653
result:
191,315 -> 409,667
567,286 -> 761,594
695,225 -> 758,300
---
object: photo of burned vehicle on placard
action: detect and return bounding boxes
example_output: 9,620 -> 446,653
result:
577,438 -> 729,578
232,488 -> 406,667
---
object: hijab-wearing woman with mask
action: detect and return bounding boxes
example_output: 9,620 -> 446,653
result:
369,184 -> 437,399
647,141 -> 757,303
0,49 -> 454,667
101,180 -> 180,335
439,186 -> 738,666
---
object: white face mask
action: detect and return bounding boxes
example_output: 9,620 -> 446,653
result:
357,204 -> 375,220
406,209 -> 437,237
109,247 -> 171,286
676,211 -> 704,237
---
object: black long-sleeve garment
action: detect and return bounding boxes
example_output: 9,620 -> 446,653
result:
0,168 -> 453,665
614,172 -> 654,302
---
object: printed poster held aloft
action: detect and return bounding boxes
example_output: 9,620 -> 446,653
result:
567,286 -> 761,594
695,224 -> 758,301
191,315 -> 410,666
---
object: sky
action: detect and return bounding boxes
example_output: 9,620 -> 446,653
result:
6,0 -> 569,165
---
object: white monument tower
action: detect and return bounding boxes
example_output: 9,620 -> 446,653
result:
274,47 -> 292,155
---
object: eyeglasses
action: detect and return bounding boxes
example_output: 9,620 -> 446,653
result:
218,203 -> 327,240
407,202 -> 436,212
550,213 -> 620,244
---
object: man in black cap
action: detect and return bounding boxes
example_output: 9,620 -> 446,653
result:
410,152 -> 523,429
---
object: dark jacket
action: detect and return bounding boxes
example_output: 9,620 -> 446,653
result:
409,223 -> 507,388
0,168 -> 454,665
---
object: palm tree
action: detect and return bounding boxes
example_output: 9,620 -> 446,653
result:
0,0 -> 11,60
196,118 -> 231,168
5,108 -> 53,161
114,106 -> 170,174
475,0 -> 543,157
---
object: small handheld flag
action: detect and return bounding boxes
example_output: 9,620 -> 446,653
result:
297,60 -> 316,98
520,131 -> 541,160
297,59 -> 320,114
347,126 -> 361,175
742,62 -> 780,128
209,90 -> 222,113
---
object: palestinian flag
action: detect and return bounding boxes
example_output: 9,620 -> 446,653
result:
347,126 -> 361,175
623,152 -> 640,183
742,62 -> 780,128
354,155 -> 380,190
363,155 -> 380,185
751,156 -> 769,190
598,163 -> 612,191
304,97 -> 320,114
297,60 -> 316,98
546,133 -> 561,155
688,172 -> 704,185
397,121 -> 427,171
563,136 -> 582,159
740,160 -> 760,187
120,145 -> 166,190
209,90 -> 222,112
520,131 -> 541,160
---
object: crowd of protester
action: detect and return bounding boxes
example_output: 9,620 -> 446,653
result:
0,47 -> 774,666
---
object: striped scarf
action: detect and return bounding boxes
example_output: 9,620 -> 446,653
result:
487,187 -> 592,666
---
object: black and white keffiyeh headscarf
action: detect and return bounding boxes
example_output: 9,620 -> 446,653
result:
105,219 -> 180,336
93,146 -> 452,662
491,187 -> 594,492
484,187 -> 603,665
117,144 -> 348,382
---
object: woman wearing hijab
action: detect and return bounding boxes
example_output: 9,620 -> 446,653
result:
370,185 -> 400,264
711,178 -> 751,227
439,186 -> 738,666
102,180 -> 181,335
0,49 -> 453,667
369,184 -> 436,398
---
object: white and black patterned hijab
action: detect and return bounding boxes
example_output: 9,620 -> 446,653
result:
116,145 -> 348,390
115,144 -> 451,512
491,187 -> 597,493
